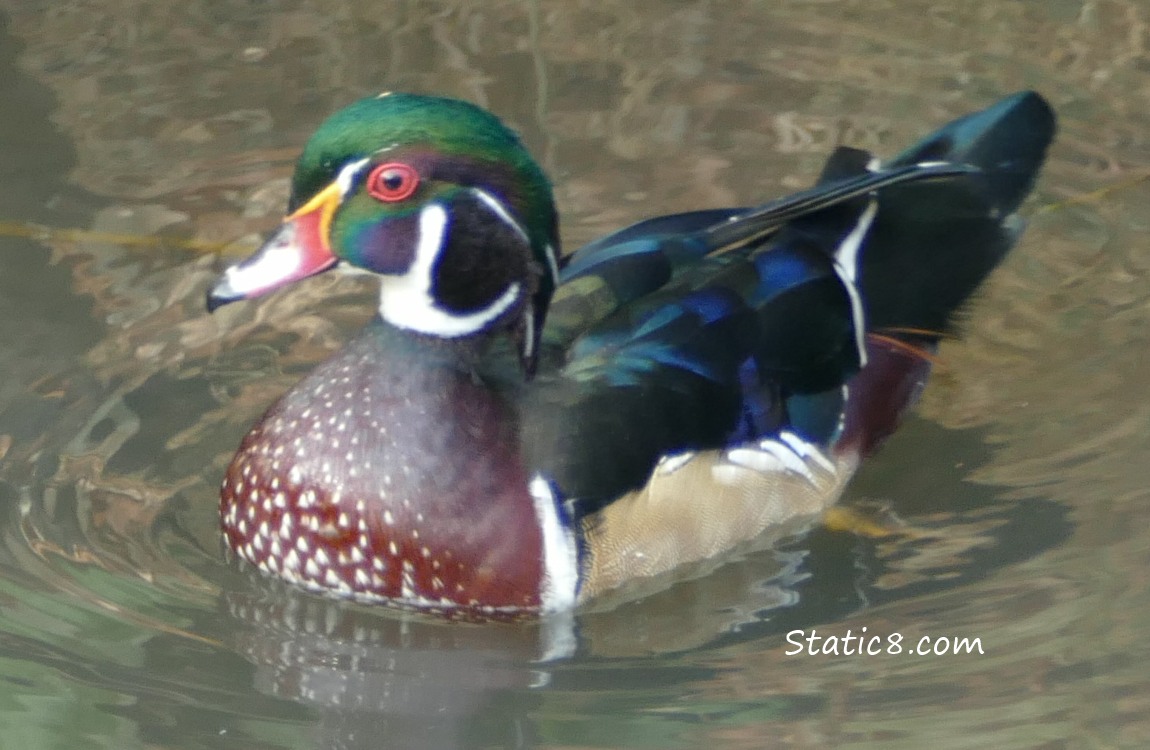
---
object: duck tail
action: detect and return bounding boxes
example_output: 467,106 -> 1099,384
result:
859,91 -> 1056,337
836,92 -> 1056,457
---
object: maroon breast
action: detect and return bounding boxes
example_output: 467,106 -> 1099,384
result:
219,331 -> 546,612
837,335 -> 934,460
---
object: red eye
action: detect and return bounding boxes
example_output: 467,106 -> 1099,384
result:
367,162 -> 419,202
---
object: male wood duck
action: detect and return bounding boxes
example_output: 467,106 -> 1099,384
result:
207,91 -> 1054,615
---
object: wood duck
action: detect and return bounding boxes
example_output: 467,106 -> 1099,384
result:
206,91 -> 1054,615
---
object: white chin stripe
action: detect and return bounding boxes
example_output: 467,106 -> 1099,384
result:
378,203 -> 522,337
529,474 -> 580,612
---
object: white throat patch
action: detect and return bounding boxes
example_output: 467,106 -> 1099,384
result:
377,202 -> 522,337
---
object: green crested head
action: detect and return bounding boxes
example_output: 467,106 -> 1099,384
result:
208,92 -> 562,376
290,93 -> 552,222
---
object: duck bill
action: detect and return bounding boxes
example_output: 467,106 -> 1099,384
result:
206,181 -> 342,311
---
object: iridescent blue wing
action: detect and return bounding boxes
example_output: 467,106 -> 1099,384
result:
524,92 -> 1055,509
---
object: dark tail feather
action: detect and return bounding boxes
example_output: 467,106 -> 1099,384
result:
887,91 -> 1056,215
860,91 -> 1057,334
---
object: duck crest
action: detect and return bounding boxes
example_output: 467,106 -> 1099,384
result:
208,91 -> 1055,615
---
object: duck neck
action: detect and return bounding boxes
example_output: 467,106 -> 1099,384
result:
365,314 -> 496,372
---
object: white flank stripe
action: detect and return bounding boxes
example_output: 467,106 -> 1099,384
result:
778,430 -> 835,473
837,384 -> 849,438
528,474 -> 579,612
726,437 -> 819,484
378,203 -> 522,337
833,199 -> 876,283
538,608 -> 578,662
655,450 -> 696,476
832,199 -> 878,367
725,448 -> 787,473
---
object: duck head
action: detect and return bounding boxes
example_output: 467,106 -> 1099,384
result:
207,92 -> 560,374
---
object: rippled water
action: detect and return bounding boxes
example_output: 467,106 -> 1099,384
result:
1,2 -> 1149,748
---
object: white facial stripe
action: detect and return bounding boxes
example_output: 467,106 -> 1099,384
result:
471,188 -> 530,243
528,474 -> 579,612
336,157 -> 372,197
378,203 -> 523,337
522,304 -> 536,358
544,243 -> 560,288
832,199 -> 878,367
472,188 -> 560,291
